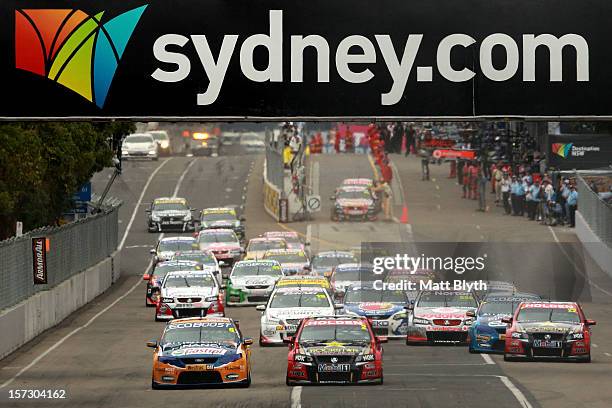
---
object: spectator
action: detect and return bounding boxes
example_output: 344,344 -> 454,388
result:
559,179 -> 571,223
500,172 -> 512,214
421,150 -> 430,181
567,184 -> 579,227
477,169 -> 488,212
373,179 -> 393,221
493,163 -> 503,205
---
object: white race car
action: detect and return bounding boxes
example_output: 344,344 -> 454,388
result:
155,269 -> 225,321
226,260 -> 284,306
406,290 -> 478,345
151,236 -> 197,264
257,287 -> 338,346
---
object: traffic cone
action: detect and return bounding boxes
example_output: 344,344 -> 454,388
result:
400,206 -> 409,224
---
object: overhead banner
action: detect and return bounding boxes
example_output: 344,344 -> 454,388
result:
32,237 -> 48,284
2,0 -> 612,119
548,134 -> 612,170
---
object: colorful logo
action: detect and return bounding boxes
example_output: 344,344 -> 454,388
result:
552,143 -> 573,158
15,6 -> 147,108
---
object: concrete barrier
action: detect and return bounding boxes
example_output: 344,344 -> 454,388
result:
576,211 -> 612,279
263,160 -> 281,221
0,251 -> 120,360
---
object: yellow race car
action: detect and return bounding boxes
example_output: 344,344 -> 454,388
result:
148,317 -> 252,388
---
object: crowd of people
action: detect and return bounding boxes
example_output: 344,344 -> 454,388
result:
458,160 -> 579,228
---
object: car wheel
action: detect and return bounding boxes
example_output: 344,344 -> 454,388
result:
468,347 -> 477,354
238,373 -> 251,388
259,336 -> 266,347
286,377 -> 295,386
503,354 -> 516,362
579,354 -> 591,363
151,379 -> 161,390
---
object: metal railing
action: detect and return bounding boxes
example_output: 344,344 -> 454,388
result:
576,173 -> 612,248
0,204 -> 120,311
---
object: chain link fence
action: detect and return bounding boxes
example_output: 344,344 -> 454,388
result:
576,173 -> 612,248
0,205 -> 119,311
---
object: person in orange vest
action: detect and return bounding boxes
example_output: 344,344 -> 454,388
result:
310,132 -> 323,153
345,130 -> 354,153
334,129 -> 341,153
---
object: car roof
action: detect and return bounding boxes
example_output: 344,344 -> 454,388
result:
170,316 -> 233,324
154,197 -> 187,204
202,207 -> 236,213
199,228 -> 235,234
264,248 -> 303,255
235,259 -> 279,265
263,231 -> 298,237
274,286 -> 327,294
157,260 -> 199,266
165,270 -> 215,277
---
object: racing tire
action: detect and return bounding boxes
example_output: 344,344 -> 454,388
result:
286,377 -> 296,386
151,380 -> 161,390
468,346 -> 477,354
237,373 -> 251,388
578,354 -> 591,363
259,336 -> 265,347
503,354 -> 518,362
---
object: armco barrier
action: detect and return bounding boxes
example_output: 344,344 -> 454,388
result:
0,250 -> 120,360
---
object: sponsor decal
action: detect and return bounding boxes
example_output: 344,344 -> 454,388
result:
358,302 -> 394,312
552,143 -> 573,158
15,6 -> 148,108
167,321 -> 231,330
32,237 -> 48,284
171,347 -> 229,356
317,363 -> 351,372
521,303 -> 577,309
306,320 -> 363,326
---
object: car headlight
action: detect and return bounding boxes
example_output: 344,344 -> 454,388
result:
121,150 -> 128,155
392,312 -> 407,321
412,317 -> 430,325
149,150 -> 157,155
158,356 -> 185,367
356,353 -> 375,362
151,214 -> 160,221
511,331 -> 528,339
464,318 -> 475,325
294,354 -> 313,363
161,297 -> 174,303
160,141 -> 170,149
217,354 -> 242,365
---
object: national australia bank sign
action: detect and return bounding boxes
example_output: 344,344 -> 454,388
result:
1,0 -> 611,119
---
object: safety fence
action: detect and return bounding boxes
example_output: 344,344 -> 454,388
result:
0,205 -> 119,311
576,173 -> 612,248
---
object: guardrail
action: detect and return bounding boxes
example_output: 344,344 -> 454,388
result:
0,204 -> 120,311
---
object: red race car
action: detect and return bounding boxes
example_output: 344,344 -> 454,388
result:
285,315 -> 386,385
502,301 -> 596,362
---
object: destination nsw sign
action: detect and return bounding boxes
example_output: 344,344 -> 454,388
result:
1,0 -> 611,119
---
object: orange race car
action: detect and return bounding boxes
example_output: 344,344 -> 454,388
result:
147,317 -> 252,388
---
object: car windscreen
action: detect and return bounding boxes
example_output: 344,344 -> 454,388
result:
299,324 -> 371,343
270,292 -> 330,308
198,232 -> 236,243
163,275 -> 216,288
159,240 -> 196,252
201,212 -> 236,222
153,202 -> 188,211
336,189 -> 371,200
125,135 -> 153,143
149,132 -> 169,141
153,263 -> 197,278
479,301 -> 517,316
264,253 -> 307,263
161,322 -> 238,345
333,268 -> 367,281
418,292 -> 478,308
173,253 -> 216,266
232,262 -> 282,277
344,289 -> 406,304
312,255 -> 358,268
516,307 -> 581,324
248,240 -> 286,251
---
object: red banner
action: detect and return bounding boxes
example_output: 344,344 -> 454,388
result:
432,149 -> 477,160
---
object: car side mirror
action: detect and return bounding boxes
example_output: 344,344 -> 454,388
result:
243,338 -> 254,346
334,304 -> 344,310
376,336 -> 388,344
149,249 -> 156,255
146,340 -> 157,348
585,319 -> 597,326
466,310 -> 476,318
404,304 -> 414,311
501,317 -> 513,324
329,196 -> 336,200
145,209 -> 151,213
143,274 -> 150,281
256,305 -> 266,311
283,337 -> 293,344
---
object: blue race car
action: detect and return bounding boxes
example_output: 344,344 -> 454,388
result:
467,293 -> 541,353
341,283 -> 408,338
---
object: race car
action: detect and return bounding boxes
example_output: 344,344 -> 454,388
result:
146,198 -> 196,232
172,250 -> 221,283
330,263 -> 375,303
150,236 -> 198,264
148,317 -> 252,388
244,237 -> 287,260
261,231 -> 305,251
196,229 -> 243,270
285,315 -> 385,385
148,130 -> 172,156
257,287 -> 338,346
143,260 -> 202,307
122,133 -> 158,160
263,249 -> 310,275
467,294 -> 541,353
190,132 -> 219,156
342,283 -> 409,338
226,260 -> 284,306
310,251 -> 359,278
330,186 -> 377,222
156,270 -> 225,321
406,290 -> 479,345
199,208 -> 245,240
503,301 -> 595,362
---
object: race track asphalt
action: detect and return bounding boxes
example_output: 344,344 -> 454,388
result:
1,153 -> 611,408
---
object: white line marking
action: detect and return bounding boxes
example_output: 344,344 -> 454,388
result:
481,353 -> 496,365
124,245 -> 154,249
548,226 -> 612,297
306,224 -> 312,246
592,343 -> 599,348
0,159 -> 198,389
499,375 -> 534,408
118,158 -> 172,250
290,386 -> 302,408
0,261 -> 150,390
604,352 -> 611,357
